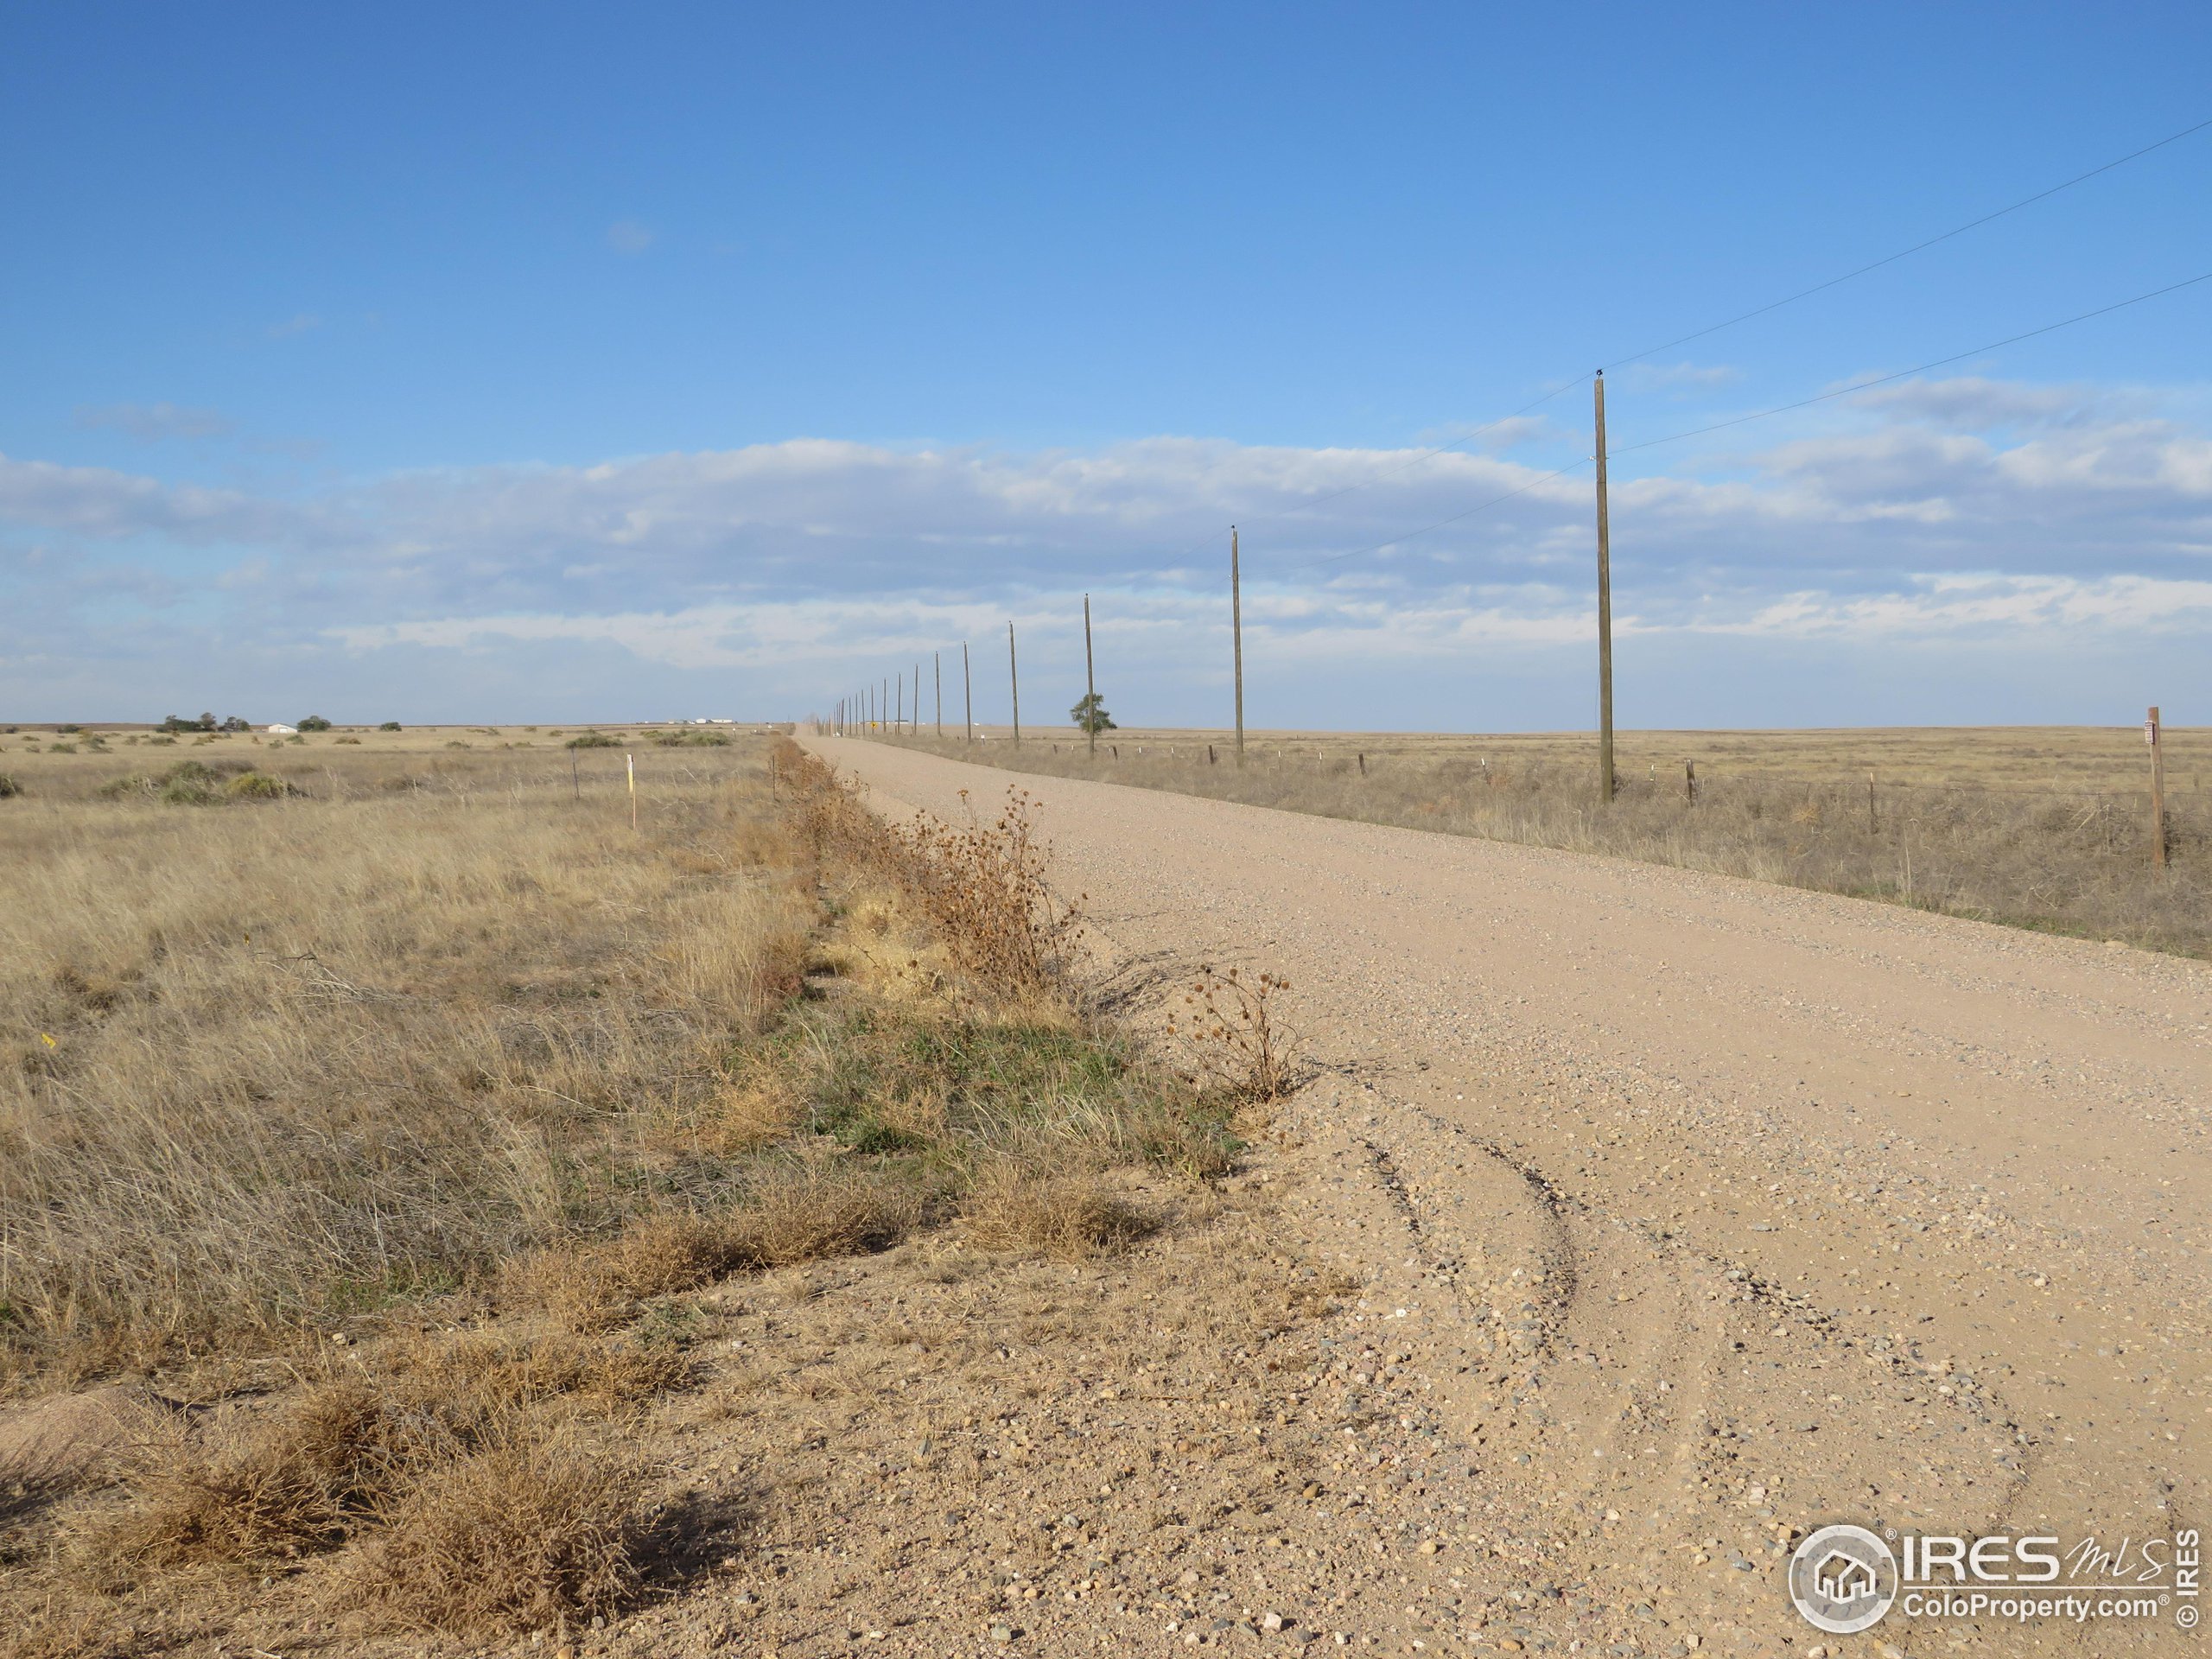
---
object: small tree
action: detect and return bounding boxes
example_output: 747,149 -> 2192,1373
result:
1070,693 -> 1116,735
297,715 -> 333,732
378,720 -> 403,732
219,715 -> 251,733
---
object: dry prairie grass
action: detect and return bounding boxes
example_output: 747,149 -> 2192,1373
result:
0,737 -> 810,1374
0,728 -> 1243,1650
869,724 -> 2212,957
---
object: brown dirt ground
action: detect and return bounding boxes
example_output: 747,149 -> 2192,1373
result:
795,734 -> 2212,1657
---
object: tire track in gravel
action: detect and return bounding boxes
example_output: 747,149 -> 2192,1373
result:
809,736 -> 2212,1655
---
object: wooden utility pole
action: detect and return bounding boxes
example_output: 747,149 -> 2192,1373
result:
963,642 -> 973,743
1084,594 -> 1097,755
626,752 -> 638,833
881,677 -> 888,734
913,661 -> 920,735
1230,525 -> 1246,766
1007,622 -> 1021,746
935,652 -> 943,740
896,671 -> 904,734
2150,705 -> 2168,868
1594,372 -> 1615,803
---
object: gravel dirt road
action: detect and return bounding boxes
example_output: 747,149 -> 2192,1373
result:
810,734 -> 2212,1655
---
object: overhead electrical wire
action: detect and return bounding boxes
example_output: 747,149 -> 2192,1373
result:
839,115 -> 2212,699
1611,267 -> 2212,456
1151,111 -> 2212,575
1217,264 -> 2212,589
1599,113 -> 2212,373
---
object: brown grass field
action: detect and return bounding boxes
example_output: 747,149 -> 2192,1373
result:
0,724 -> 1261,1654
4,715 -> 2203,1654
846,721 -> 2212,958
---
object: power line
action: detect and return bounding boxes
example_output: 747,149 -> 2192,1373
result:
1175,111 -> 2212,560
1602,113 -> 2212,373
1613,267 -> 2212,456
1263,264 -> 2212,582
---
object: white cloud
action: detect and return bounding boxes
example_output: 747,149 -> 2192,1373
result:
73,402 -> 234,442
5,371 -> 2211,723
606,219 -> 655,254
0,454 -> 308,542
1851,375 -> 2086,429
1685,574 -> 2212,639
266,313 -> 324,340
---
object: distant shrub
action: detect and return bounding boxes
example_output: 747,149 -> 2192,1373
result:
148,735 -> 177,747
0,774 -> 20,799
47,741 -> 78,754
102,760 -> 264,806
379,721 -> 403,732
335,735 -> 363,745
55,724 -> 82,734
298,715 -> 334,733
226,771 -> 292,800
445,741 -> 473,750
565,732 -> 620,749
161,775 -> 224,806
650,730 -> 731,748
159,713 -> 218,734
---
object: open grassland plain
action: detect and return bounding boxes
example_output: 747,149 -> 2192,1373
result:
1,729 -> 1418,1657
855,723 -> 2212,958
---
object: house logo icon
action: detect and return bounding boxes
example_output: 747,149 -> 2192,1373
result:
1789,1524 -> 1898,1635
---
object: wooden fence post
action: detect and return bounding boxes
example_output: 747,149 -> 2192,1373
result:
1684,760 -> 1695,804
2149,706 -> 2168,868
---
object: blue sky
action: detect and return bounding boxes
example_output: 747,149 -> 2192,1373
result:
3,1 -> 2209,728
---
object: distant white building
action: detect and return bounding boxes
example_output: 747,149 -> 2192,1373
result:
265,723 -> 297,734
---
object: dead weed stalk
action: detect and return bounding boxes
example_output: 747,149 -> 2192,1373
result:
1167,966 -> 1298,1102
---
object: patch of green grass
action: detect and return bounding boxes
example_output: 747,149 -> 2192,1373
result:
734,1003 -> 1233,1179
